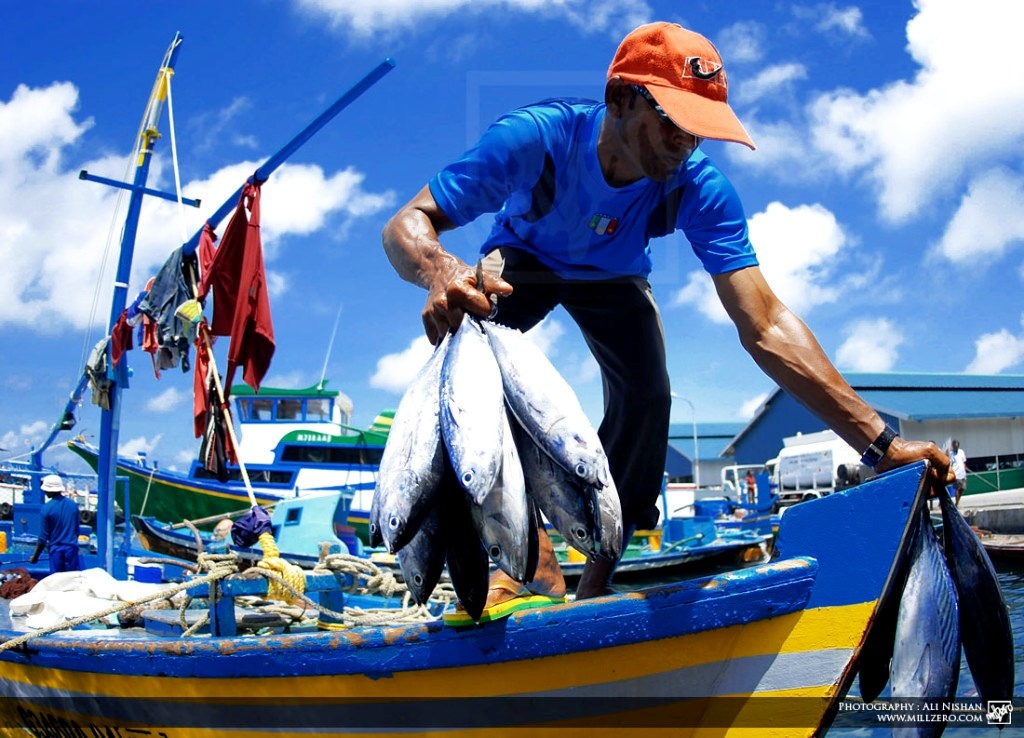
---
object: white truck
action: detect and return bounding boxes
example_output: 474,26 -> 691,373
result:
768,429 -> 873,510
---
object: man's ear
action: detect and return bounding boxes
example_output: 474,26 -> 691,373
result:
605,76 -> 630,118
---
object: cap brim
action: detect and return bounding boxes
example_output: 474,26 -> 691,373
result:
647,83 -> 756,150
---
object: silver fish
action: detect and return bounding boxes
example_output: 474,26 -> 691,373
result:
481,321 -> 611,487
396,502 -> 447,605
890,510 -> 960,732
939,488 -> 1014,705
372,334 -> 449,553
469,410 -> 531,581
512,418 -> 622,560
441,466 -> 490,622
440,317 -> 505,504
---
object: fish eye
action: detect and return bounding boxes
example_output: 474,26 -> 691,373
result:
573,527 -> 588,541
462,471 -> 474,486
414,574 -> 423,585
489,545 -> 502,559
574,462 -> 589,478
388,516 -> 400,530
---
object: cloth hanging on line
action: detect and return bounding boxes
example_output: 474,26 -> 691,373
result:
137,247 -> 197,374
198,181 -> 275,393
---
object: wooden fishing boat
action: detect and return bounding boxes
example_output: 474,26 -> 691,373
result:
975,530 -> 1024,564
0,461 -> 931,736
67,389 -> 391,539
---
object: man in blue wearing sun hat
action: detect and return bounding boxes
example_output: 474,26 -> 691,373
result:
29,474 -> 83,575
383,21 -> 950,610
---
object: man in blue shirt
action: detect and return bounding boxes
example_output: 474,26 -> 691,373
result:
29,474 -> 82,575
383,22 -> 949,605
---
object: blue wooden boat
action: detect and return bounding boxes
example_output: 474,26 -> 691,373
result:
0,462 -> 931,736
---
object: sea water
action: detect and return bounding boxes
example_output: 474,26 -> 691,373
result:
828,560 -> 1024,736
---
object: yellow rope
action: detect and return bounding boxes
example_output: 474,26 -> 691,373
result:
257,531 -> 305,604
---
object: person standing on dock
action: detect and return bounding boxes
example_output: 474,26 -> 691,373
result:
949,439 -> 968,505
383,21 -> 952,606
29,475 -> 82,575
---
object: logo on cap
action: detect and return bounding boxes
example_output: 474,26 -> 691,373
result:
685,57 -> 723,81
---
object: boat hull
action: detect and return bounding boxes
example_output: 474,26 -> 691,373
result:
0,463 -> 931,736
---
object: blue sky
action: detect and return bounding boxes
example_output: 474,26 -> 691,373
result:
2,0 -> 1023,477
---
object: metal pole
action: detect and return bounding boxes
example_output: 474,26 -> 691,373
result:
672,393 -> 700,489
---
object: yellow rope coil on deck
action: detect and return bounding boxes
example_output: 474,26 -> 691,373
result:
257,531 -> 305,604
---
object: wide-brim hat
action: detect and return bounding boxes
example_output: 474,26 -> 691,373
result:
41,474 -> 65,493
608,22 -> 755,150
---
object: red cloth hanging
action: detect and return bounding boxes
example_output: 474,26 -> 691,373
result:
197,223 -> 218,285
198,181 -> 275,392
110,309 -> 134,368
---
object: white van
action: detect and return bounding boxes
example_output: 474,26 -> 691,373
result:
771,430 -> 872,509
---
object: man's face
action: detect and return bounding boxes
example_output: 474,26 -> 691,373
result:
620,87 -> 702,182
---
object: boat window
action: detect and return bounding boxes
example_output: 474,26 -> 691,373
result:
285,507 -> 302,526
280,445 -> 384,466
306,398 -> 332,422
192,467 -> 295,485
251,399 -> 273,421
277,399 -> 303,421
236,400 -> 251,421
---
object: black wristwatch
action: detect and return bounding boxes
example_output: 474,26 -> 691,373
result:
861,425 -> 898,467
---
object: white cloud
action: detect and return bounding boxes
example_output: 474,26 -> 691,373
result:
370,335 -> 436,393
716,21 -> 766,64
0,83 -> 395,332
793,3 -> 870,39
0,420 -> 50,453
671,201 -> 848,322
933,168 -> 1024,264
965,318 -> 1024,374
808,0 -> 1024,223
295,0 -> 652,39
739,392 -> 769,420
145,387 -> 186,413
835,318 -> 905,371
735,63 -> 808,106
523,316 -> 564,356
118,433 -> 162,459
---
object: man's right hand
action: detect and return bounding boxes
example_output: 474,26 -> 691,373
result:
421,259 -> 512,344
28,554 -> 38,564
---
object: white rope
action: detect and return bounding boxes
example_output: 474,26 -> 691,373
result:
163,67 -> 188,244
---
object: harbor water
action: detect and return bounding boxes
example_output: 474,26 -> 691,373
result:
828,560 -> 1024,736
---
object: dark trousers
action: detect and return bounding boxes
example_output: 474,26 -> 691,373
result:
48,544 -> 82,575
483,247 -> 671,533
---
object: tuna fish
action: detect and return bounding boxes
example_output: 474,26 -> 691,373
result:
890,510 -> 960,721
396,502 -> 448,606
511,417 -> 622,561
441,467 -> 491,622
372,335 -> 449,553
481,321 -> 611,488
939,488 -> 1015,705
468,411 -> 532,581
440,317 -> 505,504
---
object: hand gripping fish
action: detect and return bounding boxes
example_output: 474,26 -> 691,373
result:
371,334 -> 450,553
481,320 -> 611,488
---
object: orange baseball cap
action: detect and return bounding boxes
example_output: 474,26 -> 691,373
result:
608,22 -> 755,150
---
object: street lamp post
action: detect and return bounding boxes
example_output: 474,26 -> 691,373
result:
672,393 -> 700,490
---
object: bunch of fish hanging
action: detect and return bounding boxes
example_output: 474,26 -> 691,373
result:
856,489 -> 1013,737
370,316 -> 622,621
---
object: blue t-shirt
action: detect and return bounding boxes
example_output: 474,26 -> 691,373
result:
429,99 -> 757,280
39,495 -> 80,547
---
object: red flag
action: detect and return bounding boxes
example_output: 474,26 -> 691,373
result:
199,181 -> 275,392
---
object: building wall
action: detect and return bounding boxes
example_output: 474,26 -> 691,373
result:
898,417 -> 1024,458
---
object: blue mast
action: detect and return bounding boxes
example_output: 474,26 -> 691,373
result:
76,42 -> 395,575
94,33 -> 186,575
